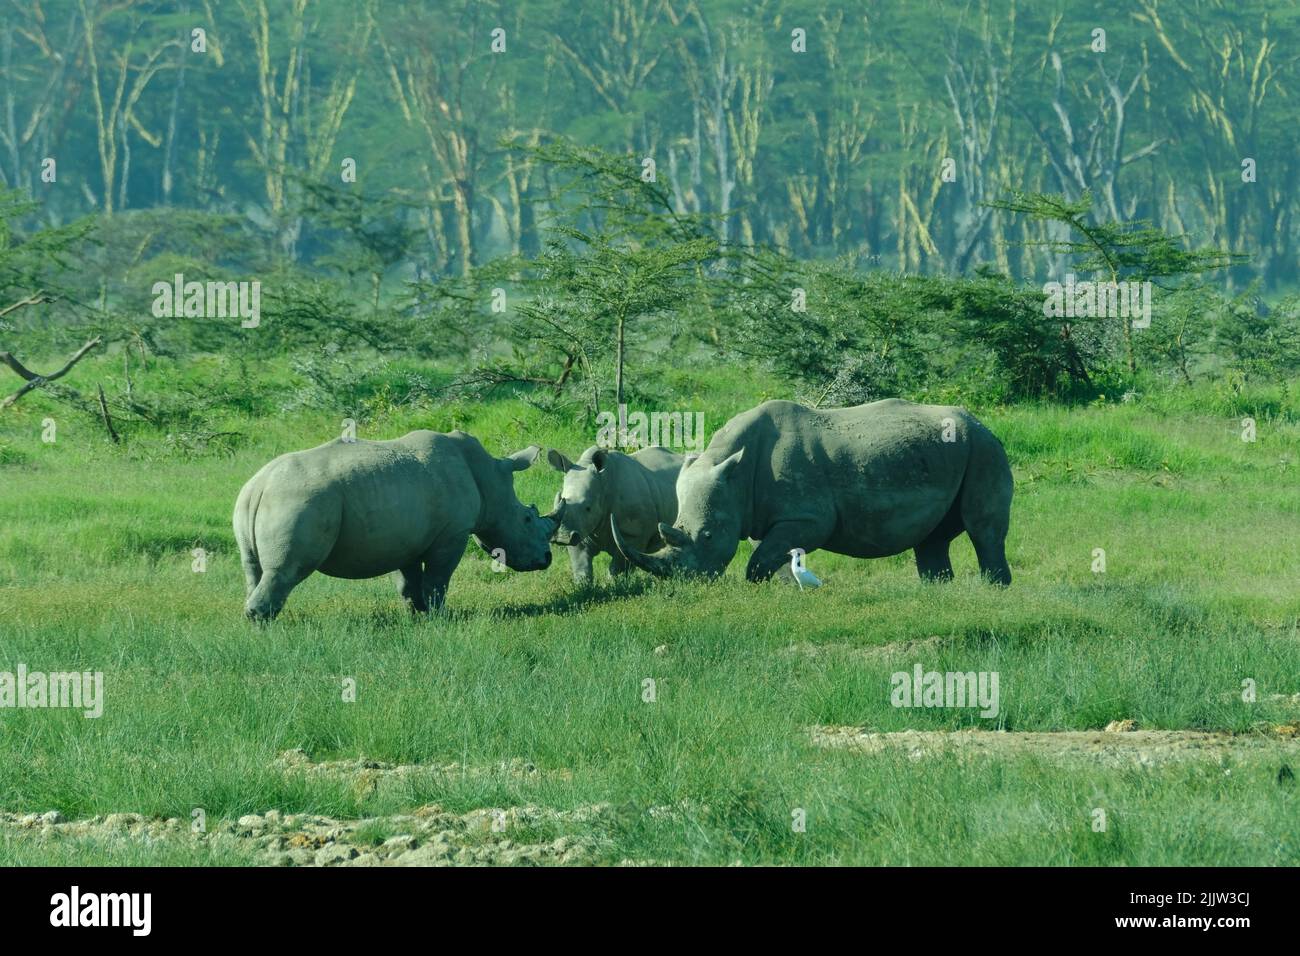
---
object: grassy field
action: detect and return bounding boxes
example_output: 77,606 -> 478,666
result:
2,361 -> 1299,865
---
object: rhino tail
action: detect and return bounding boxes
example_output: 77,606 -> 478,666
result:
234,480 -> 264,595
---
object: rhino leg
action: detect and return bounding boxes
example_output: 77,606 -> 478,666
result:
234,480 -> 264,600
969,534 -> 1011,586
243,489 -> 344,621
914,498 -> 962,581
394,562 -> 430,614
914,535 -> 955,581
746,521 -> 826,583
245,565 -> 313,621
959,433 -> 1013,586
568,544 -> 594,585
240,549 -> 262,599
421,537 -> 467,612
608,550 -> 630,578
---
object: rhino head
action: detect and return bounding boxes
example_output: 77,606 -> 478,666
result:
545,446 -> 613,546
612,449 -> 744,578
471,445 -> 564,571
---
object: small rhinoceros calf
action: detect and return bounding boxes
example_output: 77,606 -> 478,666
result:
233,430 -> 561,620
613,399 -> 1013,585
546,445 -> 684,585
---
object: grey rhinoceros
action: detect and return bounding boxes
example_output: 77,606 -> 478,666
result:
233,431 -> 561,620
612,399 -> 1012,584
545,445 -> 685,584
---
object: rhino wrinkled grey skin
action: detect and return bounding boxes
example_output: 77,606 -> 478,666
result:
546,445 -> 685,585
233,431 -> 561,620
612,399 -> 1013,585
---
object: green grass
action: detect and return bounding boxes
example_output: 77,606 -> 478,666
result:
1,361 -> 1299,865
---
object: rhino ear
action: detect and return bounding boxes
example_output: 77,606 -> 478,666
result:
712,448 -> 744,480
506,445 -> 543,472
591,448 -> 609,472
546,448 -> 575,472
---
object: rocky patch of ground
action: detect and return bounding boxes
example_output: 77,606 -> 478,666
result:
0,750 -> 611,866
273,748 -> 572,798
0,803 -> 611,867
812,725 -> 1300,767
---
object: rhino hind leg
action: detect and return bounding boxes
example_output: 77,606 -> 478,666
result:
959,433 -> 1013,586
243,489 -> 341,620
972,535 -> 1008,587
239,544 -> 262,598
245,564 -> 313,621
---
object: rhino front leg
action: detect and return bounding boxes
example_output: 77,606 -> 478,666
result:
394,562 -> 430,614
914,505 -> 961,582
745,521 -> 826,583
608,550 -> 630,578
422,537 -> 467,612
568,544 -> 594,585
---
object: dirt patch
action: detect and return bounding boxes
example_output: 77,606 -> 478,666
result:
812,726 -> 1300,768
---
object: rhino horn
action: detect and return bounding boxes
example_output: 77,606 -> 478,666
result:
611,515 -> 675,578
657,522 -> 690,548
540,500 -> 567,535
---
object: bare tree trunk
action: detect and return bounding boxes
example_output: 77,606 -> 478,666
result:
615,312 -> 625,409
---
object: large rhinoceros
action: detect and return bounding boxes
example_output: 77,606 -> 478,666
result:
612,399 -> 1012,584
233,431 -> 561,620
545,445 -> 685,584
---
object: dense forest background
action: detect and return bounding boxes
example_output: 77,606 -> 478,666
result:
2,0 -> 1299,443
3,0 -> 1296,280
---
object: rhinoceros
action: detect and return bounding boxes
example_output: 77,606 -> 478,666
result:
545,445 -> 685,584
612,399 -> 1012,584
233,431 -> 561,620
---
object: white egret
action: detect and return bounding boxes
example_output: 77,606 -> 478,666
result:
788,548 -> 822,590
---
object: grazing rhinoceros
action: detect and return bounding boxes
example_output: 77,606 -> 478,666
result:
233,431 -> 561,620
612,399 -> 1012,585
545,445 -> 685,585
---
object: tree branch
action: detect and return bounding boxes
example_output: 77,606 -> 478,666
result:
0,336 -> 102,409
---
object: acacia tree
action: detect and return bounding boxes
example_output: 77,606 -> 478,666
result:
987,189 -> 1244,373
465,140 -> 718,417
